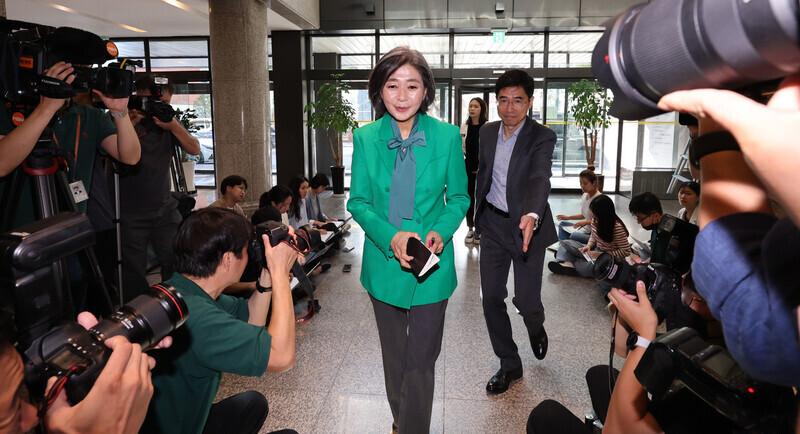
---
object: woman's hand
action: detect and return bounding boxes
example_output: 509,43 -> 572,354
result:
573,220 -> 590,229
556,214 -> 568,221
579,246 -> 590,254
390,231 -> 421,268
607,281 -> 658,340
425,231 -> 443,255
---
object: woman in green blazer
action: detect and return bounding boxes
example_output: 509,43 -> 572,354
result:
347,47 -> 468,433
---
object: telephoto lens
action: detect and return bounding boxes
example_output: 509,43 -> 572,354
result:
89,283 -> 188,349
593,253 -> 641,294
592,0 -> 800,119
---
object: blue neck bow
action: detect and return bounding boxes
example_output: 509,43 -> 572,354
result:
387,115 -> 426,229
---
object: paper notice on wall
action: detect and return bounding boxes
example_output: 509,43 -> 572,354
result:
642,112 -> 676,168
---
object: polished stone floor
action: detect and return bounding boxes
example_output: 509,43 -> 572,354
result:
170,191 -> 682,434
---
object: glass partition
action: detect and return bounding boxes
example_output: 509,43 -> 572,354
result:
380,35 -> 450,68
453,34 -> 544,69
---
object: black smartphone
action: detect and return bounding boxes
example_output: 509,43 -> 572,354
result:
342,264 -> 352,272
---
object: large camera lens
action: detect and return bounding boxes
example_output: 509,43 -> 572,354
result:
90,284 -> 187,349
594,253 -> 637,292
592,0 -> 800,120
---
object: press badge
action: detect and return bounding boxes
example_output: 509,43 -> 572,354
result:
70,180 -> 89,204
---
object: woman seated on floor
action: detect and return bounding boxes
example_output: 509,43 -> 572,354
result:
555,169 -> 602,244
549,194 -> 630,279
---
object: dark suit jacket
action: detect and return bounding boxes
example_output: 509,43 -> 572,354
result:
474,118 -> 558,253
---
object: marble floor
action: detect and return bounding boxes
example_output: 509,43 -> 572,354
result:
177,191 -> 682,434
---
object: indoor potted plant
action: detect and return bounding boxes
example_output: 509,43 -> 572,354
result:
176,108 -> 200,192
568,79 -> 612,189
304,73 -> 359,195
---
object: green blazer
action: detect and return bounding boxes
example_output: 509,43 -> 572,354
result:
347,113 -> 469,308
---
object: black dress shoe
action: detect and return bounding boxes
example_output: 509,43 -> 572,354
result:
530,327 -> 548,360
548,261 -> 578,276
486,367 -> 523,394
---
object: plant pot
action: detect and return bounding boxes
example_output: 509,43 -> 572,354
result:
330,165 -> 345,195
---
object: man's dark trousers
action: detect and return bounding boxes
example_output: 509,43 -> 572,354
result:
479,208 -> 548,371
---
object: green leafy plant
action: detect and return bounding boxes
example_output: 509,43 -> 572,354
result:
304,73 -> 359,167
568,79 -> 612,171
175,108 -> 199,162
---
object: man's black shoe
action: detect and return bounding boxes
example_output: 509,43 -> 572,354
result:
548,261 -> 578,276
486,367 -> 523,394
530,327 -> 548,360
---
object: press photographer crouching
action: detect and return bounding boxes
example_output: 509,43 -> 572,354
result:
527,272 -> 796,433
141,207 -> 299,434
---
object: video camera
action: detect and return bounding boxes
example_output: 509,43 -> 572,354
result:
0,18 -> 135,115
0,213 -> 187,405
635,327 -> 796,431
127,75 -> 177,123
594,214 -> 698,320
592,0 -> 800,120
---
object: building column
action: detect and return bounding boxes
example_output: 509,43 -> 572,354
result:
208,0 -> 270,211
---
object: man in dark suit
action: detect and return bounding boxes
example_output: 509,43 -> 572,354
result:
475,69 -> 557,394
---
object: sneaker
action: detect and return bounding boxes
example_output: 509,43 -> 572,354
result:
473,233 -> 481,245
548,261 -> 578,276
342,223 -> 351,233
465,229 -> 474,244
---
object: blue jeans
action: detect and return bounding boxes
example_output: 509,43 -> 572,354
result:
557,221 -> 591,244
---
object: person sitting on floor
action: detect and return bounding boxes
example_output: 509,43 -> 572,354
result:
555,169 -> 602,244
549,194 -> 630,279
628,192 -> 670,264
287,175 -> 327,232
252,185 -> 293,226
209,174 -> 248,217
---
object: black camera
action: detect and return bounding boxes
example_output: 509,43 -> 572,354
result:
593,253 -> 682,321
0,212 -> 187,404
251,222 -> 322,268
657,214 -> 697,275
592,0 -> 800,120
635,327 -> 796,431
0,19 -> 134,109
128,95 -> 176,123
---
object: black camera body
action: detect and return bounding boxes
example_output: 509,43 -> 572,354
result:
251,221 -> 322,268
594,254 -> 682,321
0,213 -> 187,405
0,19 -> 134,110
128,95 -> 176,123
635,327 -> 796,430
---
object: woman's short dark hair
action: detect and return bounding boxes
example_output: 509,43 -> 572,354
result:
220,175 -> 247,197
261,185 -> 292,209
494,69 -> 535,99
288,175 -> 309,220
173,208 -> 253,279
368,46 -> 436,119
464,97 -> 489,126
590,194 -> 628,243
679,181 -> 700,196
310,173 -> 330,189
579,169 -> 598,184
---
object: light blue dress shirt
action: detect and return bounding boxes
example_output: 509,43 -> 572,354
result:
486,119 -> 526,213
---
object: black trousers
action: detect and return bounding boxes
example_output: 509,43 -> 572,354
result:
370,295 -> 448,434
526,365 -> 619,433
466,172 -> 477,228
479,209 -> 547,371
203,391 -> 270,434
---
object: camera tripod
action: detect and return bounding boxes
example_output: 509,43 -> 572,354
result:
1,133 -> 115,318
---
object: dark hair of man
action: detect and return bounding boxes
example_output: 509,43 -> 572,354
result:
464,97 -> 489,126
494,69 -> 534,99
220,175 -> 247,197
309,173 -> 330,189
589,194 -> 628,243
173,208 -> 253,279
261,185 -> 292,209
134,74 -> 175,95
679,180 -> 700,196
288,175 -> 309,220
368,46 -> 436,119
579,169 -> 598,184
628,192 -> 663,215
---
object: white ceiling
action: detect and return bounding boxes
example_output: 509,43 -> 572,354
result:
5,0 -> 301,38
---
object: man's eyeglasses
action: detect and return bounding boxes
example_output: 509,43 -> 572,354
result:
634,212 -> 655,223
497,98 -> 529,108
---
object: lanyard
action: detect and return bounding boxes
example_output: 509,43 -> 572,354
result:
51,114 -> 81,163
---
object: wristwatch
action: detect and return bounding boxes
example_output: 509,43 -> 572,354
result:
109,109 -> 129,119
626,331 -> 651,351
689,131 -> 740,169
255,279 -> 272,294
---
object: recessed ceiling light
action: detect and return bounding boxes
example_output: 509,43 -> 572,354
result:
41,1 -> 147,32
162,0 -> 208,18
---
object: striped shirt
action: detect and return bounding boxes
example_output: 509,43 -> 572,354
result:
589,220 -> 631,258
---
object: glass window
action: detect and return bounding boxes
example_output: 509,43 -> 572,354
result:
453,34 -> 544,69
149,40 -> 208,57
380,35 -> 450,68
114,40 -> 145,57
170,84 -> 215,187
548,33 -> 601,68
312,36 -> 376,69
150,58 -> 209,71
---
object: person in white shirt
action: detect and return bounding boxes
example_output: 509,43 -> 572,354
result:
555,169 -> 602,244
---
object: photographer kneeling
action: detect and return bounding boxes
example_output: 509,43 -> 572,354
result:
141,208 -> 298,434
